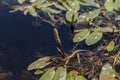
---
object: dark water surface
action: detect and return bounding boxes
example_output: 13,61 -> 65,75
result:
0,7 -> 73,79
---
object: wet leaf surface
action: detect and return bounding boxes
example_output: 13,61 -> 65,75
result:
85,31 -> 102,45
73,29 -> 90,42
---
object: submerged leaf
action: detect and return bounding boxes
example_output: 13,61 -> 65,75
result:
73,29 -> 90,42
85,31 -> 102,45
99,63 -> 116,80
106,40 -> 115,51
53,67 -> 67,80
104,0 -> 114,12
40,69 -> 55,80
27,57 -> 51,70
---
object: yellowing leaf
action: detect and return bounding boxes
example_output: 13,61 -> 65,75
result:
104,0 -> 114,12
18,0 -> 25,4
99,63 -> 116,80
27,57 -> 51,70
106,40 -> 115,51
92,27 -> 113,32
73,29 -> 90,42
34,70 -> 44,75
85,31 -> 102,45
53,67 -> 67,80
67,71 -> 78,78
40,69 -> 55,80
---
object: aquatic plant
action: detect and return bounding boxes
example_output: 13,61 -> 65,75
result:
10,0 -> 120,79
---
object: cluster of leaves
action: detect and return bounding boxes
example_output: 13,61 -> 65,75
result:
10,0 -> 120,80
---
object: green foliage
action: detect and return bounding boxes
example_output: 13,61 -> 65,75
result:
27,57 -> 51,70
85,31 -> 103,45
99,63 -> 117,80
9,0 -> 120,80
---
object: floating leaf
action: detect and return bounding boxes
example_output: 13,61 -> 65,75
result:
34,70 -> 44,75
75,76 -> 87,80
66,11 -> 78,22
77,9 -> 100,22
40,69 -> 55,80
104,0 -> 114,12
37,2 -> 53,8
85,31 -> 102,45
32,0 -> 45,6
53,67 -> 67,80
18,0 -> 25,4
73,29 -> 90,42
68,1 -> 80,11
66,77 -> 74,80
92,27 -> 113,32
41,7 -> 61,13
99,63 -> 116,80
53,2 -> 66,10
27,57 -> 51,70
86,9 -> 101,19
114,0 -> 120,9
78,0 -> 100,7
67,71 -> 78,78
106,40 -> 115,51
77,13 -> 87,22
27,6 -> 37,17
30,0 -> 37,3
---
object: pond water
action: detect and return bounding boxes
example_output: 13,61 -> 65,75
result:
0,7 -> 74,79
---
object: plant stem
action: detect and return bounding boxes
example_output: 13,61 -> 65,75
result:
53,28 -> 67,58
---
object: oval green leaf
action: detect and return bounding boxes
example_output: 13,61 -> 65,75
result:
53,2 -> 66,10
106,40 -> 115,51
73,29 -> 90,42
78,0 -> 100,7
99,63 -> 116,80
75,75 -> 87,80
66,77 -> 74,80
32,0 -> 45,6
27,57 -> 51,70
67,71 -> 78,78
53,67 -> 67,80
86,9 -> 101,19
104,0 -> 114,12
40,69 -> 55,80
92,27 -> 113,32
85,31 -> 103,45
114,0 -> 120,9
41,7 -> 61,14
